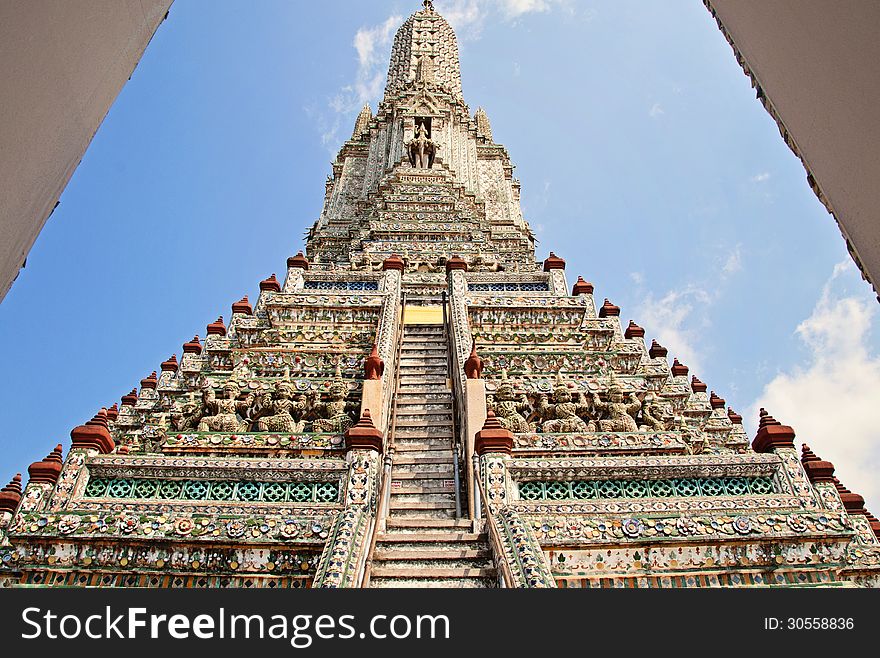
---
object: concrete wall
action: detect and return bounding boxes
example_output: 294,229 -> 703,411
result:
707,0 -> 880,300
0,0 -> 172,301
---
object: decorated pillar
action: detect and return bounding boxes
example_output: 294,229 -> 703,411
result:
313,411 -> 383,588
752,409 -> 817,508
463,342 -> 486,518
48,411 -> 114,512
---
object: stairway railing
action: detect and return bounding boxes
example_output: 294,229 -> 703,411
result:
359,291 -> 407,588
441,290 -> 463,519
472,454 -> 515,588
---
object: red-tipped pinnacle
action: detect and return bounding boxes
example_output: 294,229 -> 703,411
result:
690,376 -> 707,393
364,344 -> 384,381
752,409 -> 795,453
475,410 -> 514,456
287,252 -> 310,270
28,445 -> 64,484
105,403 -> 119,421
800,444 -> 836,483
140,372 -> 158,390
542,252 -> 566,272
445,255 -> 468,273
833,477 -> 867,515
121,389 -> 138,407
183,335 -> 203,355
232,296 -> 253,316
0,474 -> 23,514
671,359 -> 689,377
624,321 -> 645,339
598,299 -> 620,318
207,317 -> 227,336
709,391 -> 725,409
382,254 -> 405,272
572,277 -> 594,296
649,340 -> 668,359
727,408 -> 743,425
70,409 -> 115,454
160,355 -> 179,373
260,273 -> 282,292
464,341 -> 483,380
344,409 -> 383,452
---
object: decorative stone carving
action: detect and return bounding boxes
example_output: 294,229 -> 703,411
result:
488,370 -> 532,433
638,393 -> 674,431
407,120 -> 438,169
197,380 -> 254,433
536,373 -> 594,433
252,381 -> 308,433
590,377 -> 641,433
311,370 -> 358,434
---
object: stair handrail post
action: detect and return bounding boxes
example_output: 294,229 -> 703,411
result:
442,290 -> 464,519
472,452 -> 514,588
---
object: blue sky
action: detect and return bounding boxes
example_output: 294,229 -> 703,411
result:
1,0 -> 878,511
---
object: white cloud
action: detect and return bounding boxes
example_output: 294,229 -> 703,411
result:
636,285 -> 712,376
721,243 -> 743,277
746,260 -> 880,514
313,14 -> 401,150
649,103 -> 664,119
630,272 -> 645,286
751,172 -> 771,183
436,0 -> 574,38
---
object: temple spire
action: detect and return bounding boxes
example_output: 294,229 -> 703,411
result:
384,2 -> 463,102
352,103 -> 372,139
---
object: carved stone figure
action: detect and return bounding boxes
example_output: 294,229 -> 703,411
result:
536,374 -> 595,433
170,393 -> 203,431
407,121 -> 438,169
197,380 -> 255,433
489,371 -> 532,433
639,393 -> 674,431
470,255 -> 504,272
252,381 -> 308,433
311,372 -> 359,433
591,381 -> 641,432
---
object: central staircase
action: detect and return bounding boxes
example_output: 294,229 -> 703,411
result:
366,322 -> 496,588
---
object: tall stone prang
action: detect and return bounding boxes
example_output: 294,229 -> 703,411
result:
2,2 -> 878,588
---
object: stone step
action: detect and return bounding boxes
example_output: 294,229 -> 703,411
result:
394,428 -> 454,439
370,579 -> 495,588
388,507 -> 457,520
370,567 -> 495,579
400,348 -> 447,355
373,549 -> 490,561
394,415 -> 452,426
390,492 -> 455,504
394,402 -> 453,410
372,557 -> 493,570
391,480 -> 455,495
368,577 -> 495,589
375,538 -> 487,553
396,399 -> 453,407
395,418 -> 453,428
397,383 -> 450,391
392,463 -> 453,476
389,500 -> 456,511
400,357 -> 448,365
393,441 -> 453,452
391,469 -> 453,480
383,518 -> 476,532
393,453 -> 453,464
398,376 -> 448,385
